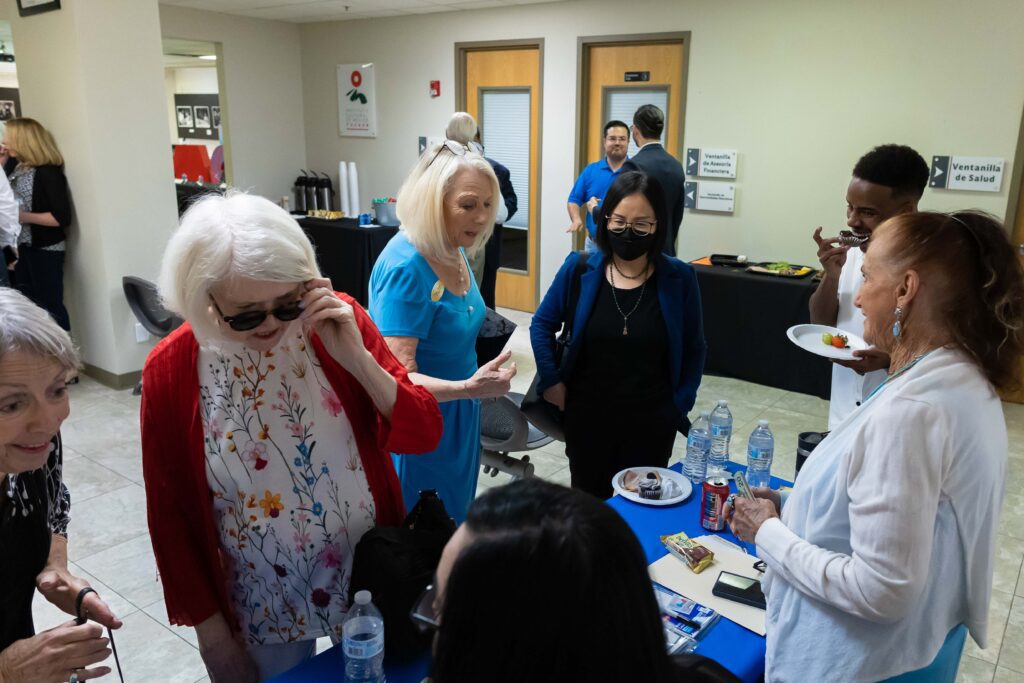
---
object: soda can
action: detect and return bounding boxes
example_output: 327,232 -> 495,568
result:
700,476 -> 730,531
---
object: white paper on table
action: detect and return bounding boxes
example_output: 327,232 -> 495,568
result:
348,161 -> 360,216
648,535 -> 767,636
338,161 -> 350,216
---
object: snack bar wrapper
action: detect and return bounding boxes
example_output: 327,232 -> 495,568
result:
661,531 -> 714,574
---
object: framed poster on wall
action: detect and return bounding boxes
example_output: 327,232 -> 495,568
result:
338,63 -> 376,137
17,0 -> 61,17
174,93 -> 219,139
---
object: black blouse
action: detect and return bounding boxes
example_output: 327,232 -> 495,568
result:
0,434 -> 70,649
569,271 -> 673,408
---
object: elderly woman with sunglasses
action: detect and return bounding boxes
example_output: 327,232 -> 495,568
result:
368,141 -> 515,523
0,289 -> 122,683
141,193 -> 442,682
530,171 -> 706,499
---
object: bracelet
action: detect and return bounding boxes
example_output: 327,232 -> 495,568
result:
75,587 -> 96,625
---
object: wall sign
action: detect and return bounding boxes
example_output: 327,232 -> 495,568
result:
930,155 -> 1003,192
684,181 -> 735,213
174,94 -> 220,140
338,63 -> 377,138
686,148 -> 737,179
17,0 -> 60,17
624,71 -> 650,82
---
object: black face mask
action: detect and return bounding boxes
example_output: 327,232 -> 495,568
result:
607,229 -> 654,261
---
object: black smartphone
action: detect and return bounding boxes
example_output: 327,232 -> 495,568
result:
711,571 -> 766,610
2,245 -> 15,266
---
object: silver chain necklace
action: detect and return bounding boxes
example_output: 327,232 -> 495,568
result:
608,263 -> 648,335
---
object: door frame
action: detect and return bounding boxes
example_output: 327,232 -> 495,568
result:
1006,101 -> 1024,246
574,31 -> 692,188
455,39 -> 545,308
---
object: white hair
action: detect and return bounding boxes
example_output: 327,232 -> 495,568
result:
158,191 -> 321,343
396,143 -> 500,266
0,288 -> 79,372
445,112 -> 478,145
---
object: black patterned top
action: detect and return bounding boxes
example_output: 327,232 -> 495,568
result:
1,433 -> 70,648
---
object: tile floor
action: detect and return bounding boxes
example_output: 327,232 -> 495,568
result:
31,307 -> 1024,682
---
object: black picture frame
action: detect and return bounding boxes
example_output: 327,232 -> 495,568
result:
17,0 -> 62,18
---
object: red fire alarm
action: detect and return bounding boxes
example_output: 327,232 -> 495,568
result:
429,80 -> 441,98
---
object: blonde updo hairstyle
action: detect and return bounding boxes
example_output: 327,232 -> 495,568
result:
396,142 -> 499,266
158,191 -> 322,343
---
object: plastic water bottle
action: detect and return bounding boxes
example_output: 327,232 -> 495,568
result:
342,590 -> 384,683
708,400 -> 733,474
746,420 -> 775,489
683,412 -> 712,483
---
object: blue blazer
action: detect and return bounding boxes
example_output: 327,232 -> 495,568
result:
530,250 -> 706,420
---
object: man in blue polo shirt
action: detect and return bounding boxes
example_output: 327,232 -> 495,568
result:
566,120 -> 629,250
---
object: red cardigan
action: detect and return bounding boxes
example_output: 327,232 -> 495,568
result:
140,294 -> 442,629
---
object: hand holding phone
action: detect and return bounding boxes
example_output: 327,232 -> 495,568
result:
711,571 -> 766,610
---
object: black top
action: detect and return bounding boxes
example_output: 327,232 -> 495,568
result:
0,434 -> 70,649
13,164 -> 71,248
569,270 -> 673,408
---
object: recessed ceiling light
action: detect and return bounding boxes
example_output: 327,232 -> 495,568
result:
199,55 -> 216,61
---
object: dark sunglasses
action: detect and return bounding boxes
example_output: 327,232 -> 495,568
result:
426,139 -> 469,168
210,295 -> 303,332
409,582 -> 440,633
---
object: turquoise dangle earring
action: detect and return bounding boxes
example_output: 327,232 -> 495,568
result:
892,306 -> 903,338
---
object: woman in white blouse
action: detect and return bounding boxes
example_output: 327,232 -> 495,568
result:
728,211 -> 1024,682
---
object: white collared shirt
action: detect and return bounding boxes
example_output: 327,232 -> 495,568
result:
828,248 -> 886,428
0,171 -> 19,249
756,347 -> 1006,682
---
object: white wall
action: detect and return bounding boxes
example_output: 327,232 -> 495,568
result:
159,4 -> 306,199
9,0 -> 179,377
298,0 -> 1024,297
166,65 -> 220,156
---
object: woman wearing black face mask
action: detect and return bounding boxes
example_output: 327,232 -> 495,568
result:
530,171 -> 707,498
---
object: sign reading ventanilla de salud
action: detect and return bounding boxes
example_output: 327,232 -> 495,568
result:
929,155 -> 1003,192
686,148 -> 737,179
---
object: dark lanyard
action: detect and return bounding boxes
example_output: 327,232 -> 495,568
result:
75,587 -> 124,682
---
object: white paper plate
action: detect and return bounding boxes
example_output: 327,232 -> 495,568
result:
786,324 -> 869,361
611,467 -> 692,506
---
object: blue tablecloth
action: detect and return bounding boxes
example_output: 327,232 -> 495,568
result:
272,462 -> 788,683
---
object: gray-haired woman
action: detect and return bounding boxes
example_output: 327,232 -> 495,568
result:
0,288 -> 122,682
142,192 -> 442,681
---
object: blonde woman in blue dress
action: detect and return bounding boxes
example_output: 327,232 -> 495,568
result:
369,141 -> 516,522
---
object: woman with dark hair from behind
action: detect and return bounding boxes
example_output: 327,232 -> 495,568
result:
531,170 -> 706,498
427,478 -> 738,683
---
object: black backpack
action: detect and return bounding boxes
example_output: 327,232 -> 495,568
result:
348,490 -> 456,659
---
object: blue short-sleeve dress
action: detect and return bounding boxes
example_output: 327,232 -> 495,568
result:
369,231 -> 484,522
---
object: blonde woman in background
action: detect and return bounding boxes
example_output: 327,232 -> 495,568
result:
369,140 -> 516,523
0,118 -> 72,331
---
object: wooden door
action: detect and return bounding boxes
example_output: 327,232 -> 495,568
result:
464,46 -> 541,312
579,38 -> 687,250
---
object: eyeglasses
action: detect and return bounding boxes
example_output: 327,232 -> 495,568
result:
606,215 -> 656,236
426,139 -> 470,168
210,295 -> 303,332
409,583 -> 440,633
605,135 -> 629,143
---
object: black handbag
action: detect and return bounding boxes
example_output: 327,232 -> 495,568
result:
520,252 -> 589,442
348,489 -> 456,660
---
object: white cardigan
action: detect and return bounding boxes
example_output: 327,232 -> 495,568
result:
756,347 -> 1006,682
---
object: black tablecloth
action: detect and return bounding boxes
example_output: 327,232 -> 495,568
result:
298,217 -> 399,307
694,264 -> 831,399
175,182 -> 224,216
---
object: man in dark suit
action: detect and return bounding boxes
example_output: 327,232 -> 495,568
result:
621,104 -> 686,255
481,154 -> 517,308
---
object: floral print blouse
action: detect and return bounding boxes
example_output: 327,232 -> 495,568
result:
197,325 -> 376,644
